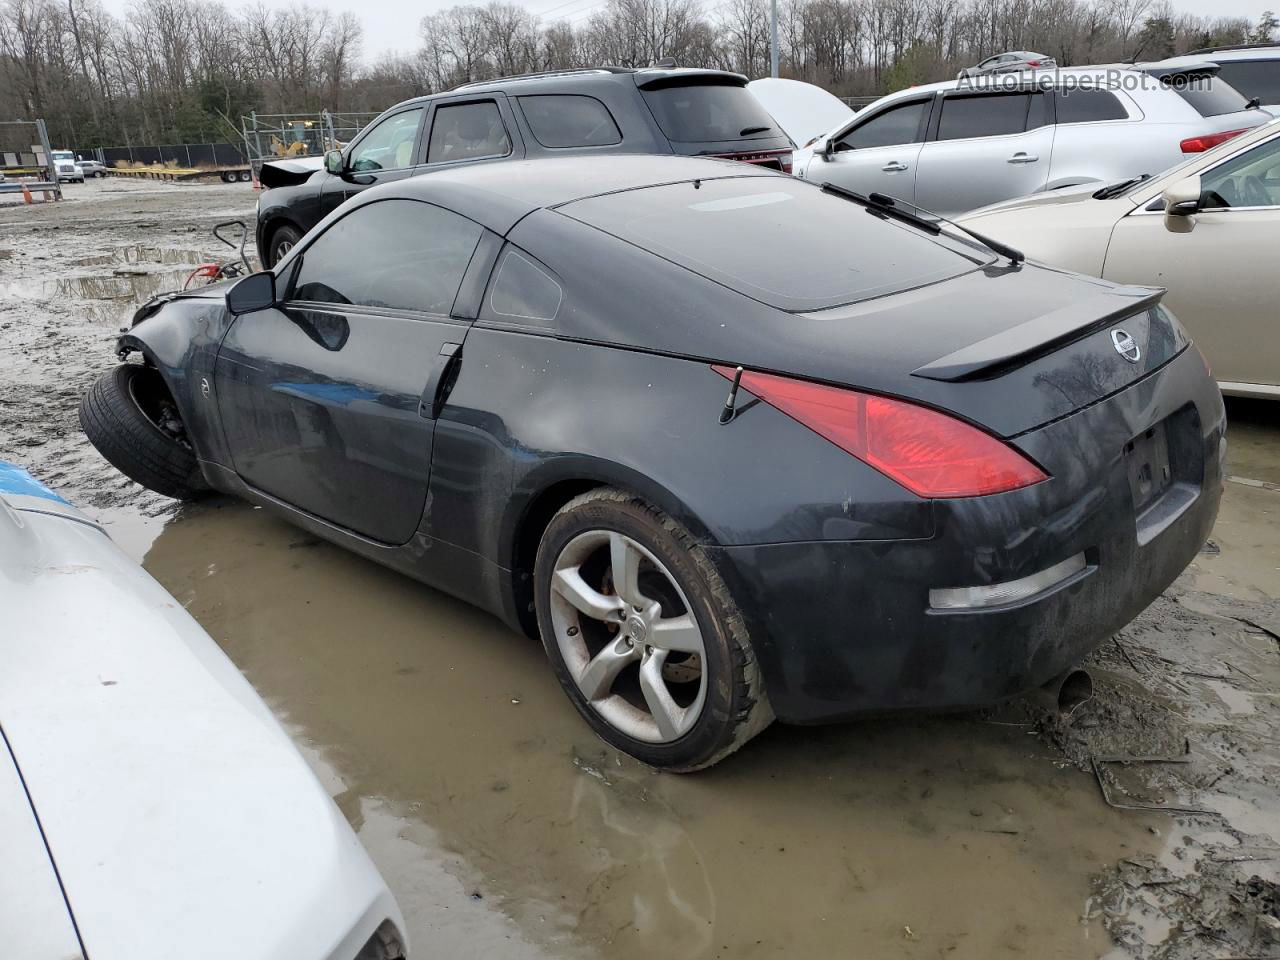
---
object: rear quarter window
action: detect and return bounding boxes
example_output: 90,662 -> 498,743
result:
486,248 -> 563,325
519,95 -> 621,148
558,177 -> 986,312
640,82 -> 780,144
1054,88 -> 1128,123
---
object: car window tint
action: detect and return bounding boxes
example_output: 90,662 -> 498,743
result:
1201,135 -> 1280,209
561,178 -> 985,312
487,249 -> 563,323
937,94 -> 1032,140
839,100 -> 927,149
348,108 -> 423,172
1168,75 -> 1250,117
1055,89 -> 1127,123
1026,92 -> 1047,129
1215,61 -> 1280,105
640,82 -> 779,143
428,101 -> 512,163
519,95 -> 621,148
292,200 -> 482,314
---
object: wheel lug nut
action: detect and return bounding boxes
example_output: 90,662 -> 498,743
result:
567,626 -> 579,637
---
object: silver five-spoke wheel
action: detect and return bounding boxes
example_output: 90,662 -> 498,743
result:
549,530 -> 707,743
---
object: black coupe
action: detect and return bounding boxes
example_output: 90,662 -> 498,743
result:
82,156 -> 1224,770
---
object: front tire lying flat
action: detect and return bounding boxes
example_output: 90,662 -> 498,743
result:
79,364 -> 210,500
535,488 -> 773,771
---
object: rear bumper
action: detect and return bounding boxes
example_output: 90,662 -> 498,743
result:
713,347 -> 1225,724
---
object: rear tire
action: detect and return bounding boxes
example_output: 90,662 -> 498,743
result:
79,364 -> 210,500
534,488 -> 773,771
266,223 -> 302,267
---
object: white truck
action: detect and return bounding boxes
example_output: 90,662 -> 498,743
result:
50,149 -> 84,183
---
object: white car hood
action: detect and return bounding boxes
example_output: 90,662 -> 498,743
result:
747,78 -> 854,148
0,468 -> 402,960
965,180 -> 1140,218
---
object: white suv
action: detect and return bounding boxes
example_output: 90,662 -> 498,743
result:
792,63 -> 1270,215
1146,44 -> 1280,114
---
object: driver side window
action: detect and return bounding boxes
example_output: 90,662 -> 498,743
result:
347,108 -> 424,173
291,199 -> 483,315
1201,136 -> 1280,210
838,100 -> 928,151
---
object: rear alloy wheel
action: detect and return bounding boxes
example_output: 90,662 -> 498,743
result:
535,488 -> 772,771
268,224 -> 301,267
79,364 -> 210,500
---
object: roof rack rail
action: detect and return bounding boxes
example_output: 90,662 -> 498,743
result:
1186,41 -> 1280,55
452,66 -> 635,91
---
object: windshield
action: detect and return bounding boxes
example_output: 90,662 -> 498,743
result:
52,151 -> 74,161
641,82 -> 781,144
560,177 -> 987,312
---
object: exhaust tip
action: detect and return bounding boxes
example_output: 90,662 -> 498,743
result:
1030,668 -> 1094,719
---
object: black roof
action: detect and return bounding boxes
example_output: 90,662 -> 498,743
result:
348,154 -> 780,235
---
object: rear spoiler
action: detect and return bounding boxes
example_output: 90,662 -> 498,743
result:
1139,62 -> 1222,82
635,69 -> 749,90
911,285 -> 1164,382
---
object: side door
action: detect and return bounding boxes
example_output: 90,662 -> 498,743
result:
913,90 -> 1055,216
419,94 -> 523,172
319,105 -> 427,218
1104,133 -> 1280,390
213,198 -> 491,544
805,96 -> 931,205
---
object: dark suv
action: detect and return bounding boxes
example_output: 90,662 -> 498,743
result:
255,66 -> 793,266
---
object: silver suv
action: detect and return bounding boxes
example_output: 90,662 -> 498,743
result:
793,64 -> 1270,215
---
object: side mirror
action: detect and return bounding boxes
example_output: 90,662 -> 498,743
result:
325,149 -> 344,175
1162,175 -> 1202,233
226,271 -> 277,316
821,138 -> 836,161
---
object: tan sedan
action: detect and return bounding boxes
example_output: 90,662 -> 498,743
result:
959,118 -> 1280,398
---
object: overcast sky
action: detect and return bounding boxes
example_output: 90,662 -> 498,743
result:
99,0 -> 1275,64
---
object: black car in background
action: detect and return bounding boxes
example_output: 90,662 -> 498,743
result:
254,66 -> 794,266
83,156 -> 1223,771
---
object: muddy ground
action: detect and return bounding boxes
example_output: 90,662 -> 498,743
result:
2,178 -> 1277,960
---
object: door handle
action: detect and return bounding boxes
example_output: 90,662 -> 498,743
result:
1007,153 -> 1039,164
419,342 -> 462,420
882,161 -> 909,172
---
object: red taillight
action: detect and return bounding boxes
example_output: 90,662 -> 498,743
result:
1026,59 -> 1041,67
1180,128 -> 1248,153
713,366 -> 1047,498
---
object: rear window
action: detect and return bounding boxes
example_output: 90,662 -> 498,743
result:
519,95 -> 621,148
559,178 -> 986,312
1164,74 -> 1250,117
640,82 -> 780,144
1214,60 -> 1280,105
938,93 -> 1037,140
1055,88 -> 1128,123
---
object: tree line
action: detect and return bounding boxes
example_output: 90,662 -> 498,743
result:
1,0 -> 1276,150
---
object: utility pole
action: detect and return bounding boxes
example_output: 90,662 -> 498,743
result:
770,0 -> 779,77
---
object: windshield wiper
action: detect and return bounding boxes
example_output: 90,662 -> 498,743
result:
820,183 -> 1025,265
1092,174 -> 1151,200
739,125 -> 772,135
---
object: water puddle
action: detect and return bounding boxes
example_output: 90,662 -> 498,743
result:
131,500 -> 1162,960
